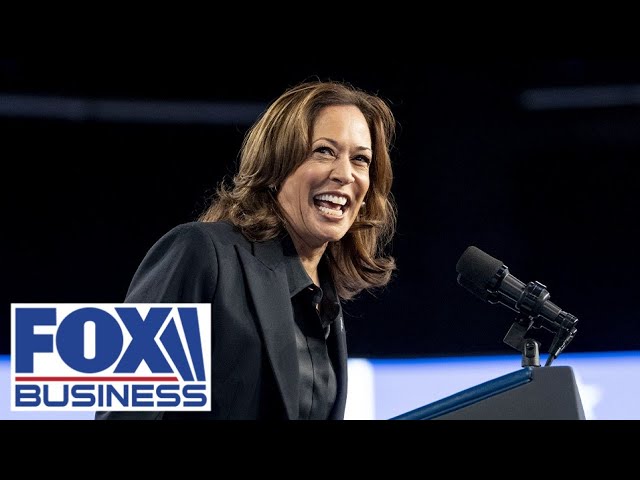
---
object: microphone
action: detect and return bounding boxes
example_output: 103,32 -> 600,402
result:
456,246 -> 578,366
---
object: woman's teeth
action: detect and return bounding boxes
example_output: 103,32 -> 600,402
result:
313,193 -> 348,217
314,193 -> 347,206
317,205 -> 343,217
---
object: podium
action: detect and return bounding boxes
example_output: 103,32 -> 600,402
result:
391,366 -> 586,420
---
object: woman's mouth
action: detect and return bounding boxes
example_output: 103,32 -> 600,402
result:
313,193 -> 349,218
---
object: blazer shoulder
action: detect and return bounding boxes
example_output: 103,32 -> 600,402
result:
160,221 -> 249,250
125,222 -> 240,303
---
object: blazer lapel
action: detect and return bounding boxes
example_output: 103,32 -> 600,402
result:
328,310 -> 348,420
235,243 -> 299,420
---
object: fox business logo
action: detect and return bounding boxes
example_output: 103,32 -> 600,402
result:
11,304 -> 211,411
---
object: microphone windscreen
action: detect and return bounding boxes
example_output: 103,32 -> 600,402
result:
456,246 -> 504,288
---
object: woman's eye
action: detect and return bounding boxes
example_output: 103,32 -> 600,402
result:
354,155 -> 371,165
315,146 -> 334,156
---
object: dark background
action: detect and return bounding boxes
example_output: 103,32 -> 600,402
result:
2,57 -> 639,359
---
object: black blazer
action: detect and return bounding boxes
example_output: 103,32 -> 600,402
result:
96,221 -> 348,420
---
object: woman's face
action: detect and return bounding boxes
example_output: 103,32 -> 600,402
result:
277,104 -> 371,251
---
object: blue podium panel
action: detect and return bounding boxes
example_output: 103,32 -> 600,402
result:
392,366 -> 585,420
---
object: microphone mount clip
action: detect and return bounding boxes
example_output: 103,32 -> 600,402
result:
501,281 -> 578,366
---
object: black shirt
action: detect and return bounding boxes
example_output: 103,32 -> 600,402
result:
281,236 -> 340,420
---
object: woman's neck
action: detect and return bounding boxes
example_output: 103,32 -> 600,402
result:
287,231 -> 327,286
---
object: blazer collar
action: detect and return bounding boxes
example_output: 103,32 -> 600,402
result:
251,233 -> 288,270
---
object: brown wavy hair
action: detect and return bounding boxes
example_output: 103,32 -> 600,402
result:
199,79 -> 397,300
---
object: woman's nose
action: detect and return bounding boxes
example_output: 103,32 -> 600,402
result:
329,155 -> 355,185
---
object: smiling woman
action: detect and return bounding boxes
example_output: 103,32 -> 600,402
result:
276,105 -> 373,286
96,79 -> 398,420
